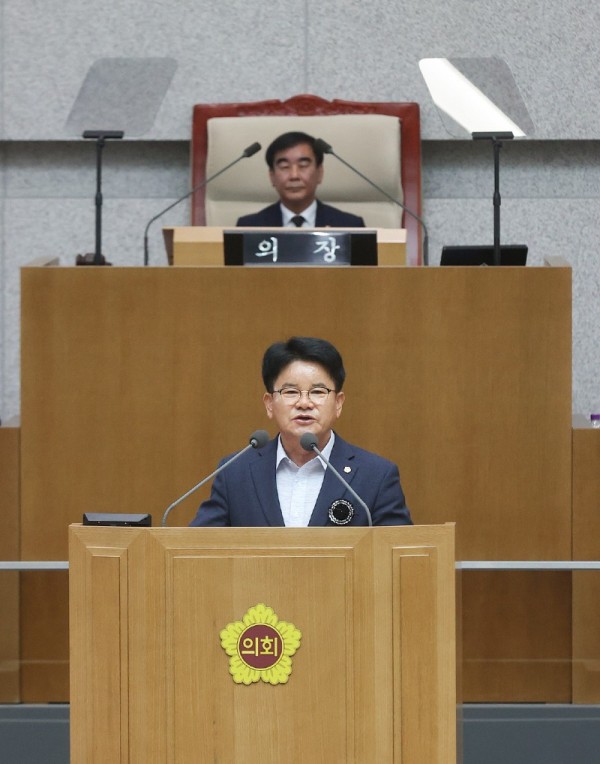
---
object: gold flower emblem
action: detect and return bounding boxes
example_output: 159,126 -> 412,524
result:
220,603 -> 302,685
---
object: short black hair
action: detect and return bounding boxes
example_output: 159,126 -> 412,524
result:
265,132 -> 324,169
262,337 -> 345,392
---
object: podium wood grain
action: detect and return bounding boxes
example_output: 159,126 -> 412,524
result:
69,524 -> 456,764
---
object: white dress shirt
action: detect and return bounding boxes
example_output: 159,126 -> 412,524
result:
280,200 -> 317,228
276,432 -> 335,527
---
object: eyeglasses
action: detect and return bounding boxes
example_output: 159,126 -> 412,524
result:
272,386 -> 335,405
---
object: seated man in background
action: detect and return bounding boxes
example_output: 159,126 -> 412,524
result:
189,336 -> 412,527
236,132 -> 365,228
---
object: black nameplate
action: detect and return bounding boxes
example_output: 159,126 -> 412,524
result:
223,229 -> 377,266
82,513 -> 152,526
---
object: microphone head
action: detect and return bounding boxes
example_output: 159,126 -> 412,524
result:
243,142 -> 262,158
314,138 -> 333,155
249,429 -> 270,449
300,432 -> 318,452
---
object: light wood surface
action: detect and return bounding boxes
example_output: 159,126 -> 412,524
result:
572,422 -> 600,702
69,524 -> 456,764
0,419 -> 20,701
163,226 -> 407,266
572,422 -> 600,559
20,262 -> 572,702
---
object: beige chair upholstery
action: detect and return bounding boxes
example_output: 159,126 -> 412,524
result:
204,114 -> 403,229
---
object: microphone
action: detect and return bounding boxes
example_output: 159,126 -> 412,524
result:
314,138 -> 429,266
299,432 -> 373,527
143,142 -> 262,266
161,429 -> 269,526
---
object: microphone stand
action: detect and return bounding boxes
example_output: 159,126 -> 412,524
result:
143,142 -> 261,266
315,138 -> 429,266
300,434 -> 373,526
76,130 -> 124,266
161,444 -> 252,527
161,429 -> 268,526
472,131 -> 514,267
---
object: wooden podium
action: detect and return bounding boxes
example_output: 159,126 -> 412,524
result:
69,524 -> 456,763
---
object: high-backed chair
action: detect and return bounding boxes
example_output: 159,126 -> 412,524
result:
191,94 -> 422,265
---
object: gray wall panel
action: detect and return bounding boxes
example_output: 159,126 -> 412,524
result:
3,0 -> 308,140
464,704 -> 600,764
1,0 -> 600,421
4,1 -> 600,139
423,140 -> 600,199
0,704 -> 69,764
3,141 -> 189,198
307,1 -> 600,140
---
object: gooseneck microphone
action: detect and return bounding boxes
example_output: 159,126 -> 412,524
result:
161,429 -> 269,526
314,138 -> 429,266
300,432 -> 373,527
143,142 -> 262,266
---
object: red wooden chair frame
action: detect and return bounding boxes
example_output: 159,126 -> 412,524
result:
191,94 -> 422,264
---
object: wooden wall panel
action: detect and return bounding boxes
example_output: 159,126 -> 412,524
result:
19,572 -> 69,701
462,571 -> 572,702
572,421 -> 600,559
572,421 -> 600,702
20,263 -> 572,701
0,418 -> 20,701
20,265 -> 572,558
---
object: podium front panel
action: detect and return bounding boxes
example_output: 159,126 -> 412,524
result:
70,525 -> 455,763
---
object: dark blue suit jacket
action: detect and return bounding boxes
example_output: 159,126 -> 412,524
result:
236,200 -> 365,229
189,434 -> 412,527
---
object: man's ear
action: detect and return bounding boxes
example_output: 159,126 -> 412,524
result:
335,390 -> 345,418
263,391 -> 274,419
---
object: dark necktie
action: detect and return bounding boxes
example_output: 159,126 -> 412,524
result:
291,215 -> 305,227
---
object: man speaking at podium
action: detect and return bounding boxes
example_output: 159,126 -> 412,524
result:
236,132 -> 365,229
189,337 -> 412,527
